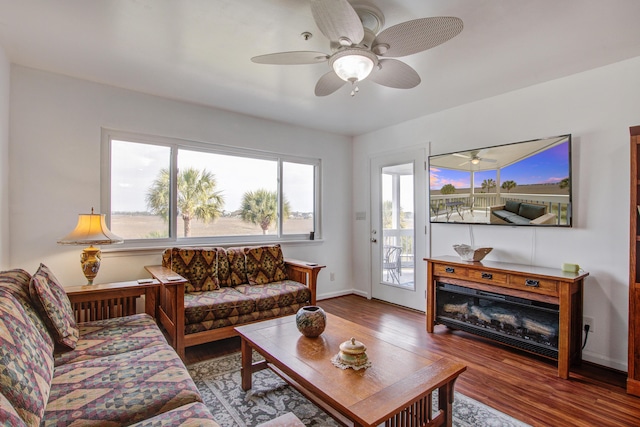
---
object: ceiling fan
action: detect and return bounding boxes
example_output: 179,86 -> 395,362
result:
251,0 -> 463,96
453,150 -> 497,166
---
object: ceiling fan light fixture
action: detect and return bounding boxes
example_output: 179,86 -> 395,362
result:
252,1 -> 463,97
471,157 -> 480,165
330,49 -> 377,82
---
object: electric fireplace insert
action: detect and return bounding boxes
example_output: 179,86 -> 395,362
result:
436,282 -> 560,359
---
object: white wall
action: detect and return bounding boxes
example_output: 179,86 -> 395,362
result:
0,45 -> 9,270
9,66 -> 352,300
9,57 -> 639,371
353,56 -> 640,371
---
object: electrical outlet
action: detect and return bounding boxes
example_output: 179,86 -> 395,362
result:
583,316 -> 594,333
330,272 -> 335,281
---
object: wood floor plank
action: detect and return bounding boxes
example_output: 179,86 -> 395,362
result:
185,295 -> 640,427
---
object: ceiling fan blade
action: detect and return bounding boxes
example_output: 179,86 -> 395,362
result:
374,17 -> 463,58
458,160 -> 470,166
315,71 -> 347,96
369,59 -> 420,89
452,153 -> 470,159
480,158 -> 497,163
310,0 -> 364,46
251,51 -> 329,65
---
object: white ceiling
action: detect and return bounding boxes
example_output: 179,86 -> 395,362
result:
1,0 -> 640,137
429,135 -> 568,172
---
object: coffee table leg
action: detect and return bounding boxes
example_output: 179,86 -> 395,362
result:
241,337 -> 252,391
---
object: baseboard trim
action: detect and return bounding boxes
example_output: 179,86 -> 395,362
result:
581,350 -> 627,373
580,360 -> 627,377
371,297 -> 425,314
317,289 -> 369,301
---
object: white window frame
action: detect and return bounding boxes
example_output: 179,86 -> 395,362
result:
100,129 -> 322,247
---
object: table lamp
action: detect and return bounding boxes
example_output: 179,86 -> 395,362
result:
58,208 -> 124,284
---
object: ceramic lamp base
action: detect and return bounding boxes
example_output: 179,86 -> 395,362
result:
80,245 -> 101,285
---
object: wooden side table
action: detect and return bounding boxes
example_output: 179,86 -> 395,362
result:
144,265 -> 188,359
65,280 -> 160,323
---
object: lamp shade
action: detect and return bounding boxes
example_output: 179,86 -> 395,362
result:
58,209 -> 123,245
331,49 -> 377,83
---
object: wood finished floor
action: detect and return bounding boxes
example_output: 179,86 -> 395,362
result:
185,295 -> 640,427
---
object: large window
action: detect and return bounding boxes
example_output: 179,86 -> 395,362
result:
102,130 -> 320,245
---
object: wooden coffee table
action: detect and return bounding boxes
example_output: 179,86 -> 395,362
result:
236,313 -> 466,427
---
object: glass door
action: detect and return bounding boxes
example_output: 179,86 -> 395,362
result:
370,149 -> 427,311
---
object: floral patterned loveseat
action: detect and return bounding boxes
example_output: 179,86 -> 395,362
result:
0,266 -> 218,426
150,244 -> 324,359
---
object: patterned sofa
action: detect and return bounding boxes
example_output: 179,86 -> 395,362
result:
149,244 -> 324,359
0,266 -> 218,426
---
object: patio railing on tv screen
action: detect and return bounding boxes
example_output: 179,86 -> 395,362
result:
430,193 -> 571,225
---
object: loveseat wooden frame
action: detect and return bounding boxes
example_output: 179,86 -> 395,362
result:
145,259 -> 324,360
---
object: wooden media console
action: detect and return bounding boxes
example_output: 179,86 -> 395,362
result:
426,256 -> 589,379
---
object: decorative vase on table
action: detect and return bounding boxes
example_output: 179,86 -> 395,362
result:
296,306 -> 326,338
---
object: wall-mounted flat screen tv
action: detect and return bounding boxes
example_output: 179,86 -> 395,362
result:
429,134 -> 572,227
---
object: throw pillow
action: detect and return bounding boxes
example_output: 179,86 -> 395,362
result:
244,244 -> 288,285
0,269 -> 54,348
164,248 -> 219,293
226,247 -> 249,285
518,203 -> 546,220
29,263 -> 79,349
504,200 -> 521,213
215,247 -> 232,287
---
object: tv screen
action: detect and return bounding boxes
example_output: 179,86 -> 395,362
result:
429,134 -> 572,227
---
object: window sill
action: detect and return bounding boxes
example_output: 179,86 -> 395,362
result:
101,238 -> 323,257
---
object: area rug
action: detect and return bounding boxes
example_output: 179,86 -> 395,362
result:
188,352 -> 530,427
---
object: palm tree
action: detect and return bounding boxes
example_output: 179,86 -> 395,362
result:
481,179 -> 496,193
240,189 -> 290,234
146,167 -> 225,237
501,180 -> 517,193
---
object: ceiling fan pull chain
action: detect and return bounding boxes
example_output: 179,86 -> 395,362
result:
350,81 -> 360,97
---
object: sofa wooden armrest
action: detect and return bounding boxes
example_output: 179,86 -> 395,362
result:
488,205 -> 507,224
144,265 -> 187,359
283,258 -> 325,305
530,212 -> 557,225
